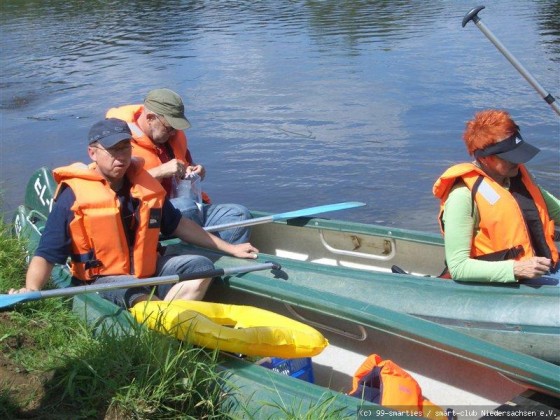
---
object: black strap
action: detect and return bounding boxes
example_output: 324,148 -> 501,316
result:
349,366 -> 382,403
510,174 -> 551,259
470,175 -> 484,218
70,250 -> 102,270
475,245 -> 524,261
438,245 -> 524,279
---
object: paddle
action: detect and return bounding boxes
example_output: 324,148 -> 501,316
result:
0,262 -> 280,310
204,201 -> 366,233
462,6 -> 560,116
21,168 -> 364,235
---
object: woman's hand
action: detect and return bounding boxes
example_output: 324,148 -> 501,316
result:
514,257 -> 551,279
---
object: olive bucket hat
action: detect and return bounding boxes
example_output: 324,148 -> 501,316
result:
144,88 -> 191,130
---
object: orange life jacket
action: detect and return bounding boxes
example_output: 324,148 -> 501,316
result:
106,104 -> 211,203
53,160 -> 166,281
433,163 -> 558,264
348,354 -> 446,420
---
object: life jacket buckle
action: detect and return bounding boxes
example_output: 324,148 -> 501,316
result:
85,259 -> 103,270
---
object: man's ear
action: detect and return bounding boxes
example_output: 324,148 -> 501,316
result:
87,145 -> 97,162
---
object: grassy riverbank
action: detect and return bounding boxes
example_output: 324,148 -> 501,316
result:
0,217 -> 228,419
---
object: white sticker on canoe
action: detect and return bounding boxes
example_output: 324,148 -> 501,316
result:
478,179 -> 500,205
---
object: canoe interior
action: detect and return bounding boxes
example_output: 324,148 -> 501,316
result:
46,265 -> 366,418
249,210 -> 447,276
205,285 -> 528,409
250,211 -> 560,279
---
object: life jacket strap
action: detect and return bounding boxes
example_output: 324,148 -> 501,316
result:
71,250 -> 102,270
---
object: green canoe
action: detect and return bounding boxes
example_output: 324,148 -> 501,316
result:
11,167 -> 560,417
18,166 -> 558,362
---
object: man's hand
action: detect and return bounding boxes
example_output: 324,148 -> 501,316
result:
152,159 -> 186,179
227,243 -> 259,259
149,161 -> 205,181
8,287 -> 38,294
7,256 -> 53,294
186,164 -> 206,180
174,218 -> 258,259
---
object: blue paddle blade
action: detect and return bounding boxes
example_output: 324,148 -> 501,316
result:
271,201 -> 366,221
0,291 -> 42,310
205,201 -> 366,233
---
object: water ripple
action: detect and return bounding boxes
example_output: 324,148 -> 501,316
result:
1,0 -> 558,229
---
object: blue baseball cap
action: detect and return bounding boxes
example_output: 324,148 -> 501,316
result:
88,118 -> 132,148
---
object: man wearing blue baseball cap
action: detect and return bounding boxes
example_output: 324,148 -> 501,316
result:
9,118 -> 258,308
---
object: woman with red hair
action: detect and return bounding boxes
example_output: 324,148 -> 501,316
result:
433,109 -> 559,283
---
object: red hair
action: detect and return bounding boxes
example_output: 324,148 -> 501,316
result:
462,110 -> 519,156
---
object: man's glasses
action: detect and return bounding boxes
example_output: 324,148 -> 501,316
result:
154,114 -> 176,134
93,143 -> 132,157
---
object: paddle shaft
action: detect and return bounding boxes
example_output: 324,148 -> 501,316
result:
1,262 -> 280,309
462,6 -> 560,116
204,201 -> 365,233
205,215 -> 273,233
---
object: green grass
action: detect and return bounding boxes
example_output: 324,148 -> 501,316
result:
0,215 -> 27,291
45,322 -> 226,419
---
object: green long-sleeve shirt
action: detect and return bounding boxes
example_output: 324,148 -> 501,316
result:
442,182 -> 560,282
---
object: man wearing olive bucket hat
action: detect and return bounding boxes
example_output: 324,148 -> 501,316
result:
106,88 -> 252,244
433,109 -> 560,284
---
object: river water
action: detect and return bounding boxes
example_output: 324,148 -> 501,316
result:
1,1 -> 558,232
